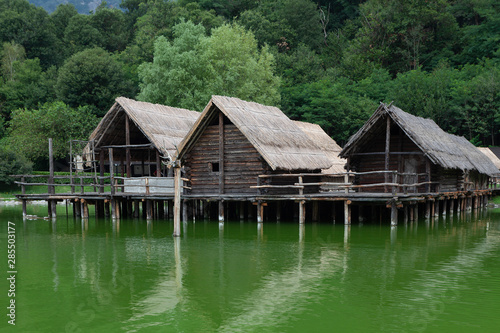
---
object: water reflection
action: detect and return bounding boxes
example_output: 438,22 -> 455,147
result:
8,204 -> 500,332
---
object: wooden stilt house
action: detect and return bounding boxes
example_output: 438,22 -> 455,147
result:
339,103 -> 499,193
175,96 -> 334,197
85,97 -> 200,178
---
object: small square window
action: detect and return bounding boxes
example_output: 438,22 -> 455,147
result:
209,162 -> 220,172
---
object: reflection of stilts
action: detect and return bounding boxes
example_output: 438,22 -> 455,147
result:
174,237 -> 183,291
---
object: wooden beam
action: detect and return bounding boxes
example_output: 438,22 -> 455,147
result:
219,112 -> 225,195
385,116 -> 391,193
125,114 -> 131,178
173,167 -> 181,236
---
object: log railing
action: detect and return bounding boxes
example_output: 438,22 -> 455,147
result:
253,171 -> 438,195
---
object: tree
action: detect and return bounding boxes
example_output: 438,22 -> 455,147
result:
56,47 -> 132,115
0,146 -> 32,185
138,21 -> 280,110
0,0 -> 61,68
6,101 -> 98,167
63,14 -> 104,56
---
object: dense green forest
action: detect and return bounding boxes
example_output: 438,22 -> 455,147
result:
0,0 -> 499,180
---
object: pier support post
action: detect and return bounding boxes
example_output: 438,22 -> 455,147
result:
182,199 -> 188,222
312,201 -> 319,222
257,201 -> 264,223
218,200 -> 225,222
390,201 -> 398,226
434,199 -> 439,217
450,199 -> 454,217
425,200 -> 430,219
344,200 -> 351,225
276,201 -> 281,222
239,201 -> 245,221
22,200 -> 27,218
299,200 -> 306,224
442,198 -> 447,216
146,200 -> 153,220
414,204 -> 418,221
173,166 -> 181,237
82,199 -> 89,219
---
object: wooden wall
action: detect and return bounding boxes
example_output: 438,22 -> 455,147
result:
184,117 -> 268,195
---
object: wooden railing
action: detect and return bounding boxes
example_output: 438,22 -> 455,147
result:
252,171 -> 438,196
11,174 -> 178,196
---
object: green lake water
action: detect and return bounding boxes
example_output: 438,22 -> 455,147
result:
1,202 -> 500,332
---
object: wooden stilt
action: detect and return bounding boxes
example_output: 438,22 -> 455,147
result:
82,200 -> 89,219
257,201 -> 264,223
75,199 -> 81,218
146,200 -> 153,220
182,199 -> 188,222
158,200 -> 165,219
22,200 -> 27,218
299,200 -> 306,224
404,205 -> 408,223
276,201 -> 281,222
450,199 -> 454,217
425,200 -> 430,219
442,199 -> 447,216
358,205 -> 365,223
414,203 -> 418,221
344,200 -> 351,225
312,201 -> 319,222
218,200 -> 225,222
391,201 -> 398,226
104,201 -> 110,218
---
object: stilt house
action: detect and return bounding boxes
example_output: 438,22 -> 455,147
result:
339,103 -> 499,193
175,96 -> 335,197
86,97 -> 200,177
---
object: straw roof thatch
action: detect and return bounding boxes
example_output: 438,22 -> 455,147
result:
340,103 -> 499,176
293,121 -> 346,173
478,147 -> 500,170
88,97 -> 200,159
177,96 -> 332,171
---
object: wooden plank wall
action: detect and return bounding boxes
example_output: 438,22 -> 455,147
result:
184,122 -> 265,195
224,124 -> 265,194
185,125 -> 220,194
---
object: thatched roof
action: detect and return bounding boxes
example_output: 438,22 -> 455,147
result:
340,103 -> 500,176
293,121 -> 346,173
88,97 -> 200,158
176,96 -> 332,171
478,147 -> 500,170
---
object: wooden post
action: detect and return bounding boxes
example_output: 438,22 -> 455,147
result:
82,199 -> 89,219
391,201 -> 398,226
385,116 -> 391,193
173,166 -> 182,236
344,200 -> 351,225
312,201 -> 319,222
48,138 -> 55,196
442,198 -> 447,216
450,198 -> 454,216
145,200 -> 152,220
425,200 -> 430,219
257,201 -> 264,223
99,151 -> 105,193
219,112 -> 225,196
156,151 -> 161,177
404,205 -> 408,223
426,159 -> 431,193
125,115 -> 131,178
218,200 -> 225,222
109,148 -> 115,195
414,203 -> 418,221
276,201 -> 281,222
104,200 -> 110,218
299,200 -> 306,224
182,199 -> 188,222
